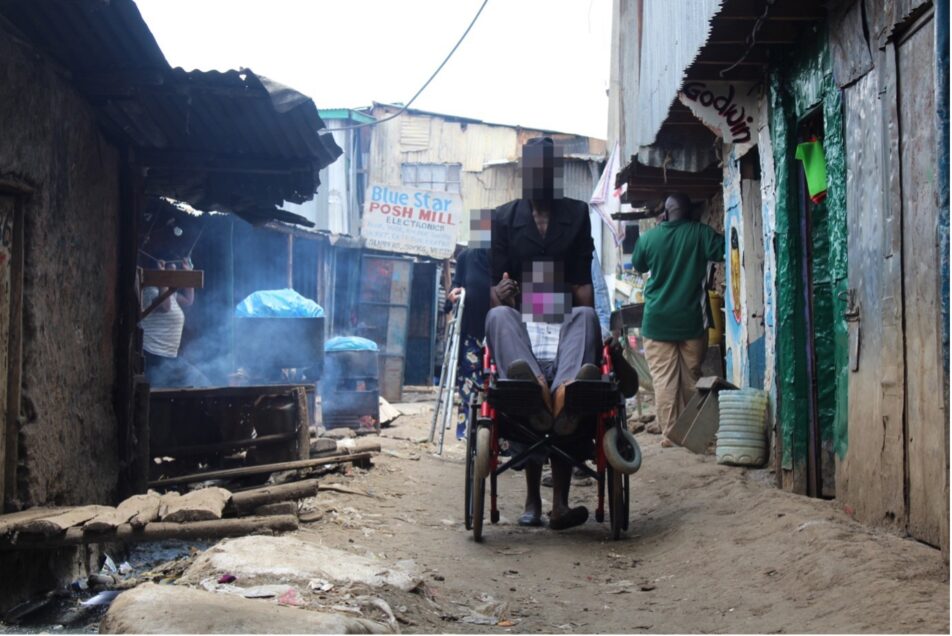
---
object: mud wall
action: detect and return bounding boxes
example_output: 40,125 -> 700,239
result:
0,26 -> 120,507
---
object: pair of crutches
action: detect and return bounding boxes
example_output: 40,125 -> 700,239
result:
430,288 -> 465,454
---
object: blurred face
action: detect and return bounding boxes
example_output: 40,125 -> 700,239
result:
521,142 -> 565,203
521,259 -> 571,324
468,208 -> 491,249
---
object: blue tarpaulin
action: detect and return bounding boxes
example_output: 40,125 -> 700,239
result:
325,336 -> 379,352
235,289 -> 324,318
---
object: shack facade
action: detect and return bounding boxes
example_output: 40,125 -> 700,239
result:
0,0 -> 342,606
609,0 -> 949,556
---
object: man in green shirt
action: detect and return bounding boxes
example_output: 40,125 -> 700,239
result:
631,193 -> 724,446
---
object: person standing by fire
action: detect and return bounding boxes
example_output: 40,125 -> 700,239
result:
140,257 -> 208,387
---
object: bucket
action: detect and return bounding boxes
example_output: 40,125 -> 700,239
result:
716,388 -> 768,466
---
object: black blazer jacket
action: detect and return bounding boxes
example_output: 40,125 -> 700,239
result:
490,198 -> 595,289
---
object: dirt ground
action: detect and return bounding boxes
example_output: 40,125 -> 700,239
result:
298,397 -> 949,634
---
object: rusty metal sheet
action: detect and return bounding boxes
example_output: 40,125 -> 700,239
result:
636,0 -> 724,147
864,0 -> 933,49
829,0 -> 874,87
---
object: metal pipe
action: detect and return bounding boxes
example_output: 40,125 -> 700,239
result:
438,289 -> 465,454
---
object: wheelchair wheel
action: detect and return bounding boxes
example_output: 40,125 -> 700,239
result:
464,417 -> 475,531
603,426 -> 642,474
472,426 -> 491,542
607,465 -> 625,540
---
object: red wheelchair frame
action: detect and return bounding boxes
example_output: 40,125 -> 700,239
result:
464,342 -> 635,541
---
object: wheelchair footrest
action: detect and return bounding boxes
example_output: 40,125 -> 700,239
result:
488,379 -> 546,416
564,379 -> 620,414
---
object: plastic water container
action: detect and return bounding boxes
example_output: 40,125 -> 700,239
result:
716,388 -> 768,466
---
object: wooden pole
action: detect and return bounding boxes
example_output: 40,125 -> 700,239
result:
148,452 -> 373,488
225,479 -> 319,516
0,515 -> 299,550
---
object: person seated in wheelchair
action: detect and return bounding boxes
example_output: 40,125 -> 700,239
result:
486,136 -> 603,531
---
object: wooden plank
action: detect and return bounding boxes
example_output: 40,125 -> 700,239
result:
150,385 -> 314,399
0,195 -> 12,509
152,432 -> 297,458
130,375 -> 151,496
85,492 -> 162,532
17,506 -> 112,535
1,515 -> 299,550
253,502 -> 298,517
2,195 -> 23,510
0,507 -> 66,534
225,479 -> 319,516
148,453 -> 374,488
159,488 -> 231,523
897,18 -> 948,551
141,269 -> 204,289
294,386 -> 310,461
839,54 -> 906,531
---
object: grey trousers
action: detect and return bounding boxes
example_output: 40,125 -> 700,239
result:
484,305 -> 601,390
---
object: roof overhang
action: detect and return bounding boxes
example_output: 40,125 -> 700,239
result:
0,0 -> 343,227
622,0 -> 827,206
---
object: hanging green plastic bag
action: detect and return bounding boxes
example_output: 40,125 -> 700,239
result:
795,140 -> 828,204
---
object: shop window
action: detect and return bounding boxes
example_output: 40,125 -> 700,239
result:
400,163 -> 461,194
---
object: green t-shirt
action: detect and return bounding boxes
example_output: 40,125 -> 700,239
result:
631,219 -> 725,341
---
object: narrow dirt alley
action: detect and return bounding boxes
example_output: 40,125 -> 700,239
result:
303,399 -> 949,634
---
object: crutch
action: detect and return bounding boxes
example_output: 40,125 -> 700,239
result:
430,289 -> 465,450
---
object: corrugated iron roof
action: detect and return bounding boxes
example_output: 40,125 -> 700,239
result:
636,0 -> 724,148
0,0 -> 342,225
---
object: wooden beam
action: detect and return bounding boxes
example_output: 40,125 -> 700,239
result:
0,515 -> 299,550
151,432 -> 298,458
225,479 -> 319,516
134,149 -> 312,175
141,269 -> 204,289
150,385 -> 315,399
148,452 -> 375,488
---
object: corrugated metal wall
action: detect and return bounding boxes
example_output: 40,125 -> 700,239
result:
368,108 -> 604,245
636,0 -> 723,147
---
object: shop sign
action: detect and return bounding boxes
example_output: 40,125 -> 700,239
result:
361,184 -> 461,259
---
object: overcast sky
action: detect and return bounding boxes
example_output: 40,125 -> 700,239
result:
135,0 -> 612,140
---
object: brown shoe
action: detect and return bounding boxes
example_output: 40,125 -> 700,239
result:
507,360 -> 553,432
552,365 -> 601,436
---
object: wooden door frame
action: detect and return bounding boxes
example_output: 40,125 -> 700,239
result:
0,179 -> 29,511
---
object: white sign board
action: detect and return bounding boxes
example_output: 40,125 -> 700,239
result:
678,81 -> 761,157
361,184 -> 461,259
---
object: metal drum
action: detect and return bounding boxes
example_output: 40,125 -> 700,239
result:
322,348 -> 380,434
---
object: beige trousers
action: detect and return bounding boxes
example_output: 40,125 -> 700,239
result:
643,337 -> 708,436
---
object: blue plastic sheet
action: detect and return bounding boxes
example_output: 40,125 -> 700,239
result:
325,336 -> 379,352
235,289 -> 324,318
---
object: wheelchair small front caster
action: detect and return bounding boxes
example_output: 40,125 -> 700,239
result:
595,509 -> 605,523
491,510 -> 500,524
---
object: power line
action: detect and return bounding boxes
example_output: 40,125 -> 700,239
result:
320,0 -> 490,133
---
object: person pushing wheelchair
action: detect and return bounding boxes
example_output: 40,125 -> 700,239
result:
486,136 -> 616,530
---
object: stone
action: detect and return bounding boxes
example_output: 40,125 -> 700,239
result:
99,583 -> 389,634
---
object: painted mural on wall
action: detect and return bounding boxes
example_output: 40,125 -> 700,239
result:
722,149 -> 747,388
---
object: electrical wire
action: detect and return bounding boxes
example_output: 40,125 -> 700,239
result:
320,0 -> 490,133
719,0 -> 775,78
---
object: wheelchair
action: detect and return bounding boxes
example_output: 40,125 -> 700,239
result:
464,342 -> 643,542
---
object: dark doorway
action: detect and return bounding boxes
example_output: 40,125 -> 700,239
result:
795,109 -> 837,499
